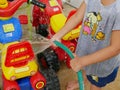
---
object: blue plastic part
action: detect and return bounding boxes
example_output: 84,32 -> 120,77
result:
17,77 -> 34,90
0,17 -> 22,44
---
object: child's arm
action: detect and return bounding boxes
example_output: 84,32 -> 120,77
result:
51,1 -> 86,41
70,30 -> 120,72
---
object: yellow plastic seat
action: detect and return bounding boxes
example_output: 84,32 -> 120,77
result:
50,13 -> 81,40
50,13 -> 66,33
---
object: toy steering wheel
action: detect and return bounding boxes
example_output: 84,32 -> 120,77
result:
54,40 -> 84,90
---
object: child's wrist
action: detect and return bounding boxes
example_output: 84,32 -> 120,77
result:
78,56 -> 87,69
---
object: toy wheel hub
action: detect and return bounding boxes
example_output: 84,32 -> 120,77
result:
69,46 -> 75,52
36,81 -> 44,89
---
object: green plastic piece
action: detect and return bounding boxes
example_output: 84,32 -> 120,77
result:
53,40 -> 84,90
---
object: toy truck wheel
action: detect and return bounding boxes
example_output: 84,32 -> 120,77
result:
41,69 -> 60,90
35,24 -> 49,37
2,74 -> 20,90
30,71 -> 46,90
37,47 -> 60,72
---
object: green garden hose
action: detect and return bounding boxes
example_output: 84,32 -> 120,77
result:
54,40 -> 84,90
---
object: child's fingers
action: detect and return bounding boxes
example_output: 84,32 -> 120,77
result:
50,40 -> 57,47
50,37 -> 61,47
72,53 -> 77,57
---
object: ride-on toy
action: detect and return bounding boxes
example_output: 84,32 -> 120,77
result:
32,0 -> 82,70
0,0 -> 60,90
2,41 -> 46,90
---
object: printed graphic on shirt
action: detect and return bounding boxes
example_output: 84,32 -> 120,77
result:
83,12 -> 105,41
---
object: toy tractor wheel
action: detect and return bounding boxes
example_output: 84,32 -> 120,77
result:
35,24 -> 49,37
2,74 -> 20,90
37,47 -> 60,72
30,71 -> 46,90
41,69 -> 60,90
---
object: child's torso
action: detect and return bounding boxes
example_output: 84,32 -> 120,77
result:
75,0 -> 120,77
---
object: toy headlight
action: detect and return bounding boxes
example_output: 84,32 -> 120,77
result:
10,76 -> 16,81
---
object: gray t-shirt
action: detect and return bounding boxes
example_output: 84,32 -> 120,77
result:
75,0 -> 120,77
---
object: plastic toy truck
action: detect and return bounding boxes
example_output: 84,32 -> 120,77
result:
1,41 -> 46,90
32,0 -> 82,70
0,0 -> 60,90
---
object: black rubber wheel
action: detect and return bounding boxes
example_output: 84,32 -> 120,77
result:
40,69 -> 60,90
8,0 -> 14,1
35,24 -> 49,37
37,47 -> 60,72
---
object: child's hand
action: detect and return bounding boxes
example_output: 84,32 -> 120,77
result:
70,55 -> 83,72
50,34 -> 61,42
50,34 -> 61,47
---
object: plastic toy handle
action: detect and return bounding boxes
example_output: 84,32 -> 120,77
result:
28,0 -> 46,8
53,40 -> 84,90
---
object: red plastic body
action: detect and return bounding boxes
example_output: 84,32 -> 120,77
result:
38,0 -> 62,16
54,40 -> 77,68
32,6 -> 50,26
2,71 -> 46,90
0,0 -> 27,17
5,41 -> 34,67
19,15 -> 28,24
32,0 -> 62,27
